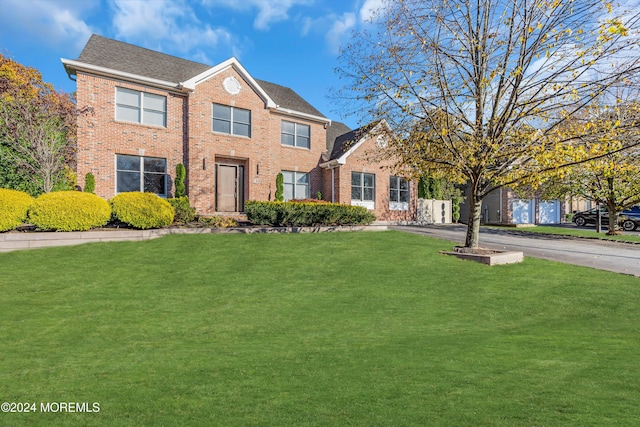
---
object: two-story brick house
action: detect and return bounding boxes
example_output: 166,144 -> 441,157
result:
62,35 -> 417,221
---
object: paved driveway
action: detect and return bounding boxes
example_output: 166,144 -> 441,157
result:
391,225 -> 640,277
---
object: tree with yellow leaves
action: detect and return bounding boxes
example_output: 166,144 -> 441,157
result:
335,0 -> 640,248
531,100 -> 640,234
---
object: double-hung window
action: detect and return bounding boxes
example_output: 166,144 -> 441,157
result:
282,171 -> 310,201
351,172 -> 375,208
116,154 -> 167,196
213,104 -> 251,137
390,176 -> 410,210
115,87 -> 166,127
281,121 -> 310,149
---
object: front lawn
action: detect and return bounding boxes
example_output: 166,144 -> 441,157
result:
1,231 -> 639,426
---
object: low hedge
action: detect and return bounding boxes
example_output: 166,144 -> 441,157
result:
245,200 -> 376,227
0,188 -> 35,231
111,192 -> 174,229
28,191 -> 111,231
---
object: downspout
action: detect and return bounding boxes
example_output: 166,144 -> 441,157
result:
499,188 -> 503,223
331,168 -> 335,203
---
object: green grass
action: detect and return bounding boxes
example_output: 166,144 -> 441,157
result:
1,231 -> 639,426
486,224 -> 640,243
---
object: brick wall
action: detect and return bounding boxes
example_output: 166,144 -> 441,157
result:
75,73 -> 186,199
326,134 -> 418,221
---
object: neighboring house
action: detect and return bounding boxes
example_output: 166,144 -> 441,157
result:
461,187 -> 566,225
62,35 -> 416,221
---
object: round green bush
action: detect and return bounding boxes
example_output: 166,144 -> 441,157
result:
111,192 -> 175,229
28,191 -> 111,231
0,188 -> 35,231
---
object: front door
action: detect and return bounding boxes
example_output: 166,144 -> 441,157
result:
216,164 -> 244,212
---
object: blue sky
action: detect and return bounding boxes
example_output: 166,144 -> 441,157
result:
0,0 -> 384,129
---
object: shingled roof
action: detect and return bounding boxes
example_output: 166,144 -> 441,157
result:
256,79 -> 325,118
71,35 -> 326,119
77,34 -> 211,84
326,121 -> 381,161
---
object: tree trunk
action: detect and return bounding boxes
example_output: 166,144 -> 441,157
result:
605,177 -> 620,236
465,197 -> 483,248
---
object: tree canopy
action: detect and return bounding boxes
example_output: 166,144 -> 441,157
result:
0,53 -> 79,195
336,0 -> 640,247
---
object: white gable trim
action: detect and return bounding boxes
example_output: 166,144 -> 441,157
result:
61,58 -> 187,93
182,57 -> 277,108
336,120 -> 393,164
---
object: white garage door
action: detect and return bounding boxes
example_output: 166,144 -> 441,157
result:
512,199 -> 534,224
539,200 -> 560,224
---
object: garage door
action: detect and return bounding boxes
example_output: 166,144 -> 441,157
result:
512,199 -> 534,224
539,200 -> 560,224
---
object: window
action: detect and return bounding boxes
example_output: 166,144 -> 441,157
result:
282,171 -> 310,201
116,154 -> 167,196
281,121 -> 310,149
352,172 -> 375,202
115,87 -> 166,127
213,104 -> 251,137
390,176 -> 409,210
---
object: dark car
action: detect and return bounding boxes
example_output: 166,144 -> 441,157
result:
621,206 -> 640,231
572,205 -> 640,231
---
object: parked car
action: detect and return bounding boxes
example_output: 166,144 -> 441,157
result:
572,205 -> 640,231
621,205 -> 640,231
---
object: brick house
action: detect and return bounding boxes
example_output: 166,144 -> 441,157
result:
62,35 -> 416,221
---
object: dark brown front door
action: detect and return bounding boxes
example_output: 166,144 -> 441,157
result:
216,164 -> 244,212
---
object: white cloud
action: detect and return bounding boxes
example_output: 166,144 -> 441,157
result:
326,12 -> 356,55
0,0 -> 94,51
110,0 -> 233,62
359,0 -> 387,23
203,0 -> 312,30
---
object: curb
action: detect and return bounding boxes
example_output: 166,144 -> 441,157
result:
0,224 -> 389,253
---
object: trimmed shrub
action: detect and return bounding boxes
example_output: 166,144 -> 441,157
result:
452,196 -> 461,223
28,191 -> 111,231
111,192 -> 174,229
0,188 -> 35,231
275,173 -> 284,202
84,172 -> 95,193
168,196 -> 197,224
174,164 -> 186,198
245,200 -> 376,227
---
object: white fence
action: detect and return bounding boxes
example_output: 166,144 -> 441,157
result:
417,199 -> 452,224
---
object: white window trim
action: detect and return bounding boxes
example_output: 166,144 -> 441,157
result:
212,103 -> 251,137
282,170 -> 310,201
281,120 -> 310,149
351,172 -> 375,209
389,176 -> 409,210
115,87 -> 167,127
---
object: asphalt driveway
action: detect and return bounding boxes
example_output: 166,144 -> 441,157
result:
392,225 -> 640,277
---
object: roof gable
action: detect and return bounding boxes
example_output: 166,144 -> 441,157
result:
323,120 -> 393,165
64,34 -> 329,122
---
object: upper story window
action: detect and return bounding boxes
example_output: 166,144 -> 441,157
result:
213,104 -> 251,137
281,121 -> 310,149
115,87 -> 166,127
116,154 -> 166,196
282,171 -> 310,201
